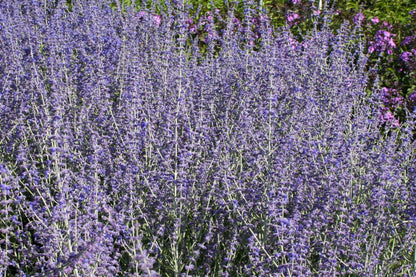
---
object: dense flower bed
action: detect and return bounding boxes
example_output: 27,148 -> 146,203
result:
1,0 -> 415,276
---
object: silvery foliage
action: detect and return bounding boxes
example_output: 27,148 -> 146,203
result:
0,0 -> 415,276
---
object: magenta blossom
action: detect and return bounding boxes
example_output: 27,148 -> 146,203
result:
368,45 -> 375,53
380,108 -> 399,128
287,12 -> 299,23
367,29 -> 396,55
288,37 -> 298,50
370,17 -> 380,24
382,21 -> 393,29
152,15 -> 161,26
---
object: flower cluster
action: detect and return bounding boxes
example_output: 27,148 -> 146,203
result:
368,28 -> 396,55
0,0 -> 415,276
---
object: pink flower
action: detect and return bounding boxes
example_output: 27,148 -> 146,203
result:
288,37 -> 297,50
382,30 -> 391,38
287,12 -> 299,22
381,87 -> 389,95
380,108 -> 399,127
152,15 -> 161,26
370,17 -> 379,24
292,0 -> 301,4
382,21 -> 392,29
368,45 -> 375,53
387,38 -> 396,48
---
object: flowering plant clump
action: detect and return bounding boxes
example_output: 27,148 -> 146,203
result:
1,0 -> 416,276
346,8 -> 416,129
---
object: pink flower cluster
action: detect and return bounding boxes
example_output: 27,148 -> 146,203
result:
368,29 -> 396,55
380,107 -> 400,128
370,17 -> 380,24
287,11 -> 299,23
